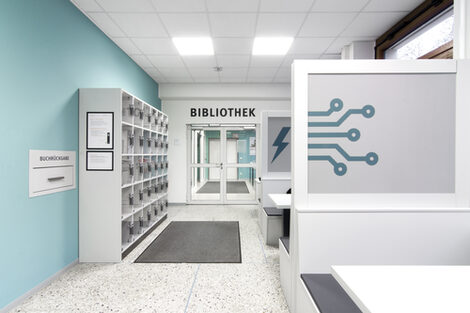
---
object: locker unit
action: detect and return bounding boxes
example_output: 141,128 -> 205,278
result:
79,88 -> 169,262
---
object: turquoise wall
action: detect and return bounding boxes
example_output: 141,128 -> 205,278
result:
0,0 -> 160,309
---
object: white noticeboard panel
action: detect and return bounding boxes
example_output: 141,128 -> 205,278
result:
86,151 -> 114,171
87,112 -> 114,149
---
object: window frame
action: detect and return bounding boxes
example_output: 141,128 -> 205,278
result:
375,0 -> 453,59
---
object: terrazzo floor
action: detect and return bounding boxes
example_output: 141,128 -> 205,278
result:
12,205 -> 289,313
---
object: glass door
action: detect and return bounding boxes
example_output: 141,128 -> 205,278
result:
187,125 -> 258,204
188,127 -> 222,203
224,127 -> 257,203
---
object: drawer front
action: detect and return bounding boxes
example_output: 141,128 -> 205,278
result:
30,166 -> 74,194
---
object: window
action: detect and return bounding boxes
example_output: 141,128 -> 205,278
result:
386,9 -> 453,59
376,0 -> 453,59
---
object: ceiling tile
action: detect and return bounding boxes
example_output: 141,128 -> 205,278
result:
259,0 -> 314,12
250,56 -> 284,67
206,0 -> 260,12
148,55 -> 185,67
275,66 -> 291,77
150,0 -> 206,12
320,54 -> 341,59
247,77 -> 274,83
182,56 -> 217,67
364,0 -> 423,12
95,0 -> 155,12
158,67 -> 191,78
216,55 -> 251,67
342,12 -> 406,37
88,13 -> 125,37
143,67 -> 161,75
130,55 -> 153,68
165,77 -> 194,83
188,68 -> 219,77
213,38 -> 253,54
299,13 -> 356,37
219,67 -> 249,78
247,67 -> 279,78
273,76 -> 290,83
132,38 -> 178,54
159,13 -> 211,36
112,37 -> 141,54
325,36 -> 375,53
110,13 -> 167,37
281,54 -> 321,67
209,14 -> 257,37
256,13 -> 306,36
274,66 -> 291,82
311,0 -> 369,12
220,77 -> 247,83
72,0 -> 103,12
151,76 -> 167,83
289,37 -> 335,54
193,77 -> 220,83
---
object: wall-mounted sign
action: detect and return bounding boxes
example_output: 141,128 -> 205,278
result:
190,107 -> 255,118
87,112 -> 114,149
29,150 -> 76,198
307,73 -> 455,193
268,117 -> 291,173
86,151 -> 113,171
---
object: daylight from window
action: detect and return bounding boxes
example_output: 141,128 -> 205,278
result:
391,14 -> 454,59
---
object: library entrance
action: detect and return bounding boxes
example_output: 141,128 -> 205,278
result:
187,124 -> 259,204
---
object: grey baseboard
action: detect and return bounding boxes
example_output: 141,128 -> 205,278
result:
0,259 -> 78,313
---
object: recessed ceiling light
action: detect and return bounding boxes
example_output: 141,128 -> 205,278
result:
172,37 -> 214,56
252,37 -> 294,55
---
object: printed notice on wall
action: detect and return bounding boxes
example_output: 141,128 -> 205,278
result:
86,151 -> 113,171
87,112 -> 113,149
249,137 -> 256,155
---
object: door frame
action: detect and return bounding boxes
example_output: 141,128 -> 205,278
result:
186,124 -> 259,204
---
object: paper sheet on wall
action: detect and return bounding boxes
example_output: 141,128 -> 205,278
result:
87,151 -> 113,171
87,113 -> 113,149
249,137 -> 256,155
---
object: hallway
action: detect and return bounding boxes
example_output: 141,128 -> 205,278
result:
13,205 -> 288,313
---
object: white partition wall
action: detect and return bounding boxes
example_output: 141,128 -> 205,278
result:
290,60 -> 470,313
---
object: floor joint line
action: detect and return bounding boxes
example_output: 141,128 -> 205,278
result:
257,233 -> 268,264
184,264 -> 201,313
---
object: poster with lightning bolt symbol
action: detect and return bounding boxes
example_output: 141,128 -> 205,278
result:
268,117 -> 291,173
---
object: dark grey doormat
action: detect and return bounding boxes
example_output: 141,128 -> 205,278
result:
134,221 -> 241,263
196,181 -> 249,194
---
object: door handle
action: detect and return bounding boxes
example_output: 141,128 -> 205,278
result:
220,163 -> 223,169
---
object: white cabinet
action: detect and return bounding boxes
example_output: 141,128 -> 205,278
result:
79,88 -> 169,262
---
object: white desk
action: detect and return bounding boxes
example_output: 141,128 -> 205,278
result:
332,265 -> 470,313
268,193 -> 291,209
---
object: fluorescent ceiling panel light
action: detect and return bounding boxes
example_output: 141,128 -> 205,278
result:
172,37 -> 214,55
252,37 -> 293,55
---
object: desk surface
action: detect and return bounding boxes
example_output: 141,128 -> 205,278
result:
332,265 -> 470,313
268,194 -> 291,209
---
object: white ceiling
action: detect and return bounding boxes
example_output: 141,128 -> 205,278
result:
71,0 -> 423,84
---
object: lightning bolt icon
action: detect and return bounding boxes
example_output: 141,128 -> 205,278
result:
272,127 -> 291,163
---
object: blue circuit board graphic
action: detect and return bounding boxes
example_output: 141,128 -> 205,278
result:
308,98 -> 378,176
